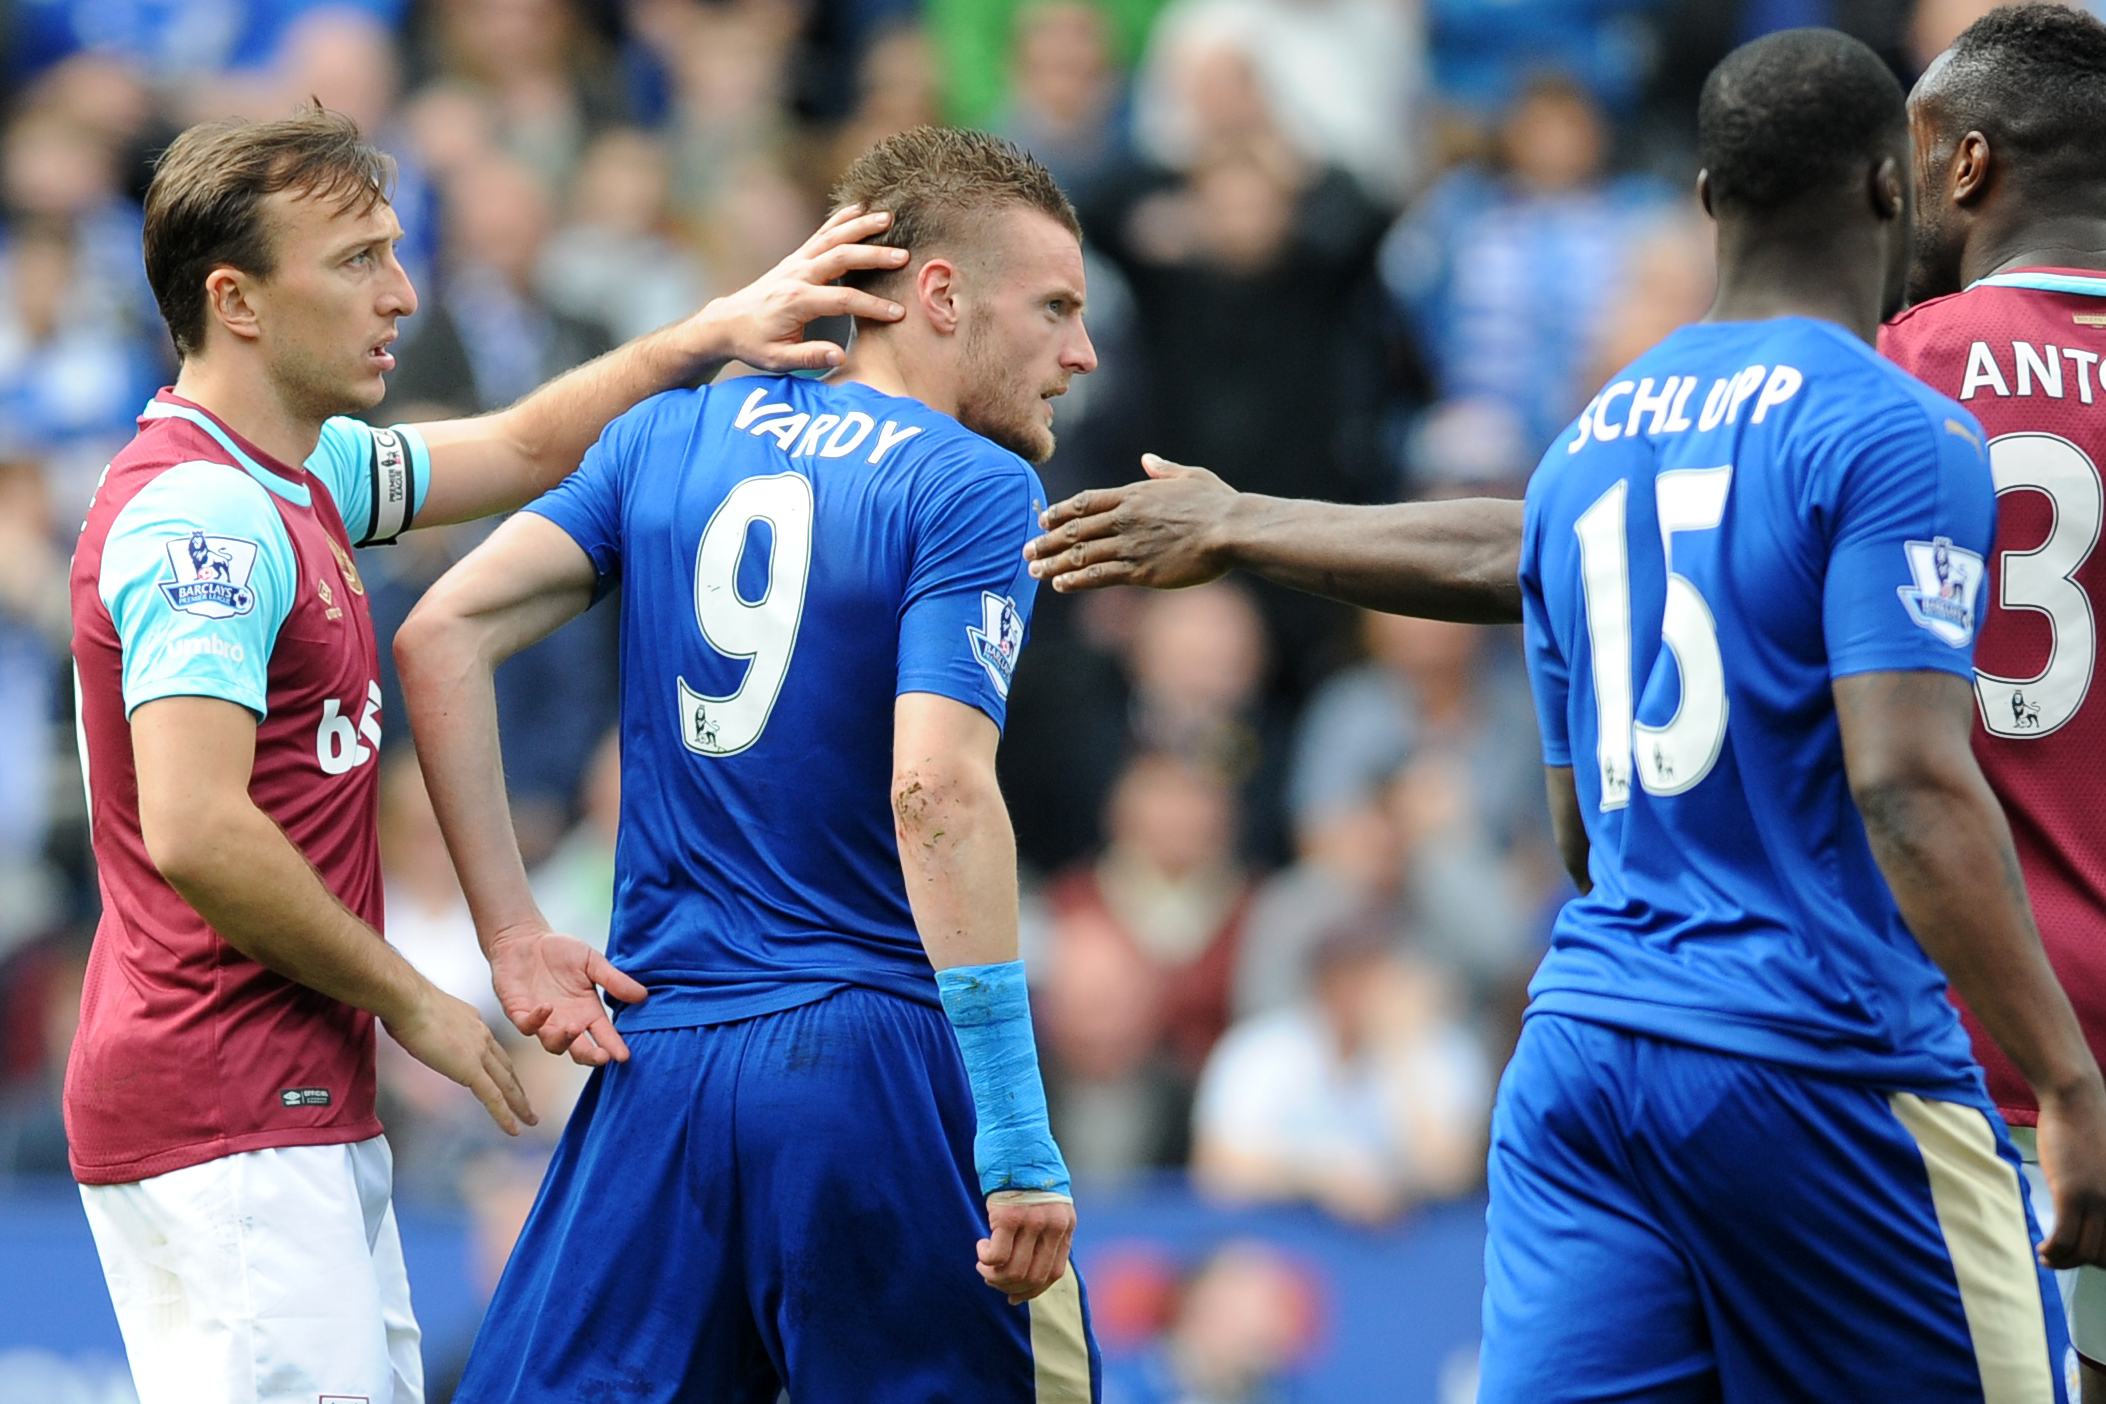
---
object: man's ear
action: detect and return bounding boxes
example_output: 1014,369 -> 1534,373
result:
1872,154 -> 1905,222
917,256 -> 963,336
203,266 -> 264,345
1695,169 -> 1713,220
1949,130 -> 1992,207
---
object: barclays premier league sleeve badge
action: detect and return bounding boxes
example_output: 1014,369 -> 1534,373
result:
159,530 -> 261,619
967,591 -> 1025,697
1896,535 -> 1985,647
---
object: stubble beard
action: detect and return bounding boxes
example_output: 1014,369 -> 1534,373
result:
954,311 -> 1057,465
1905,209 -> 1964,309
271,333 -> 385,429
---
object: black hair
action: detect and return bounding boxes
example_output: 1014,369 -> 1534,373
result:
1934,4 -> 2106,198
1697,28 -> 1906,215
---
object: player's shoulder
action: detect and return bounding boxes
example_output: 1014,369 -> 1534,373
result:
609,384 -> 707,451
1882,286 -> 1972,344
93,459 -> 295,611
1754,315 -> 1960,435
103,457 -> 283,539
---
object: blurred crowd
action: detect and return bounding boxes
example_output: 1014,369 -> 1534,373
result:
0,0 -> 2064,1384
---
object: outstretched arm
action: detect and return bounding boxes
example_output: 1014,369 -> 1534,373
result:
893,691 -> 1074,1304
1835,668 -> 2106,1269
394,512 -> 648,1064
410,207 -> 910,526
1023,455 -> 1525,623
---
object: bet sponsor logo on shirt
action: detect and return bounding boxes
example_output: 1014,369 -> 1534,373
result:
158,529 -> 260,619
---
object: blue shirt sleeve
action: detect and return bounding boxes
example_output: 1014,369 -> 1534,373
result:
895,450 -> 1044,728
1519,488 -> 1574,768
99,461 -> 298,717
305,417 -> 432,546
1822,401 -> 1996,680
522,394 -> 662,584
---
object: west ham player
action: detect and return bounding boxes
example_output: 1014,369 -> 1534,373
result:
1038,30 -> 2106,1400
1887,6 -> 2106,1387
71,107 -> 907,1404
394,128 -> 1098,1402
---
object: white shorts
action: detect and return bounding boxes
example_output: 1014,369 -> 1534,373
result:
2013,1125 -> 2106,1367
79,1135 -> 423,1404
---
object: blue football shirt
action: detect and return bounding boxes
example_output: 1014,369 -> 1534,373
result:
527,376 -> 1045,1029
1520,316 -> 1998,1095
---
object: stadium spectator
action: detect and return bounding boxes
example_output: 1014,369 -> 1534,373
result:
1380,75 -> 1673,465
658,0 -> 801,225
1233,787 -> 1397,1019
1193,915 -> 1490,1223
1132,0 -> 1427,203
1289,611 -> 1543,859
18,55 -> 168,205
824,22 -> 947,187
0,106 -> 165,517
1087,73 -> 1392,685
421,0 -> 628,192
380,751 -> 499,1022
1101,1240 -> 1317,1404
1124,581 -> 1292,858
1576,200 -> 1715,396
538,128 -> 711,342
1093,57 -> 1392,506
1038,908 -> 1190,1172
382,155 -> 615,418
997,587 -> 1138,873
994,0 -> 1131,199
1044,751 -> 1251,1090
0,461 -> 70,957
255,7 -> 442,294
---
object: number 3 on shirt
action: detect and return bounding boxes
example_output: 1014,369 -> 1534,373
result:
1975,433 -> 2102,739
677,473 -> 814,757
1574,467 -> 1733,811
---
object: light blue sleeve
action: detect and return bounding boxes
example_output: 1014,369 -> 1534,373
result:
305,417 -> 433,546
99,462 -> 298,718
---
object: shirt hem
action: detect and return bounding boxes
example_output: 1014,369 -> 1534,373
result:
122,679 -> 267,721
1526,992 -> 1988,1102
68,1117 -> 385,1187
613,973 -> 942,1032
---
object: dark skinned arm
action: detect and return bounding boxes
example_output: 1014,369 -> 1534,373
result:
1023,455 -> 1525,624
1835,668 -> 2106,1269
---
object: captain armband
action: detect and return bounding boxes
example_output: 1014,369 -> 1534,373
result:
935,959 -> 1072,1199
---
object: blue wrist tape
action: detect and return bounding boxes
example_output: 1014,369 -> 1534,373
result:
934,959 -> 1072,1198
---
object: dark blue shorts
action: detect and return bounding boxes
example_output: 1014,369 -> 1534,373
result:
1482,1013 -> 2073,1404
454,987 -> 1100,1403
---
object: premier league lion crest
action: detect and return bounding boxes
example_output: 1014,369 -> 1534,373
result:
160,530 -> 260,619
967,591 -> 1025,697
1896,534 -> 1985,647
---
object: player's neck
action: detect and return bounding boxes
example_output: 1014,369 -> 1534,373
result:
833,328 -> 961,420
1962,210 -> 2106,286
171,352 -> 326,469
1706,216 -> 1891,345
